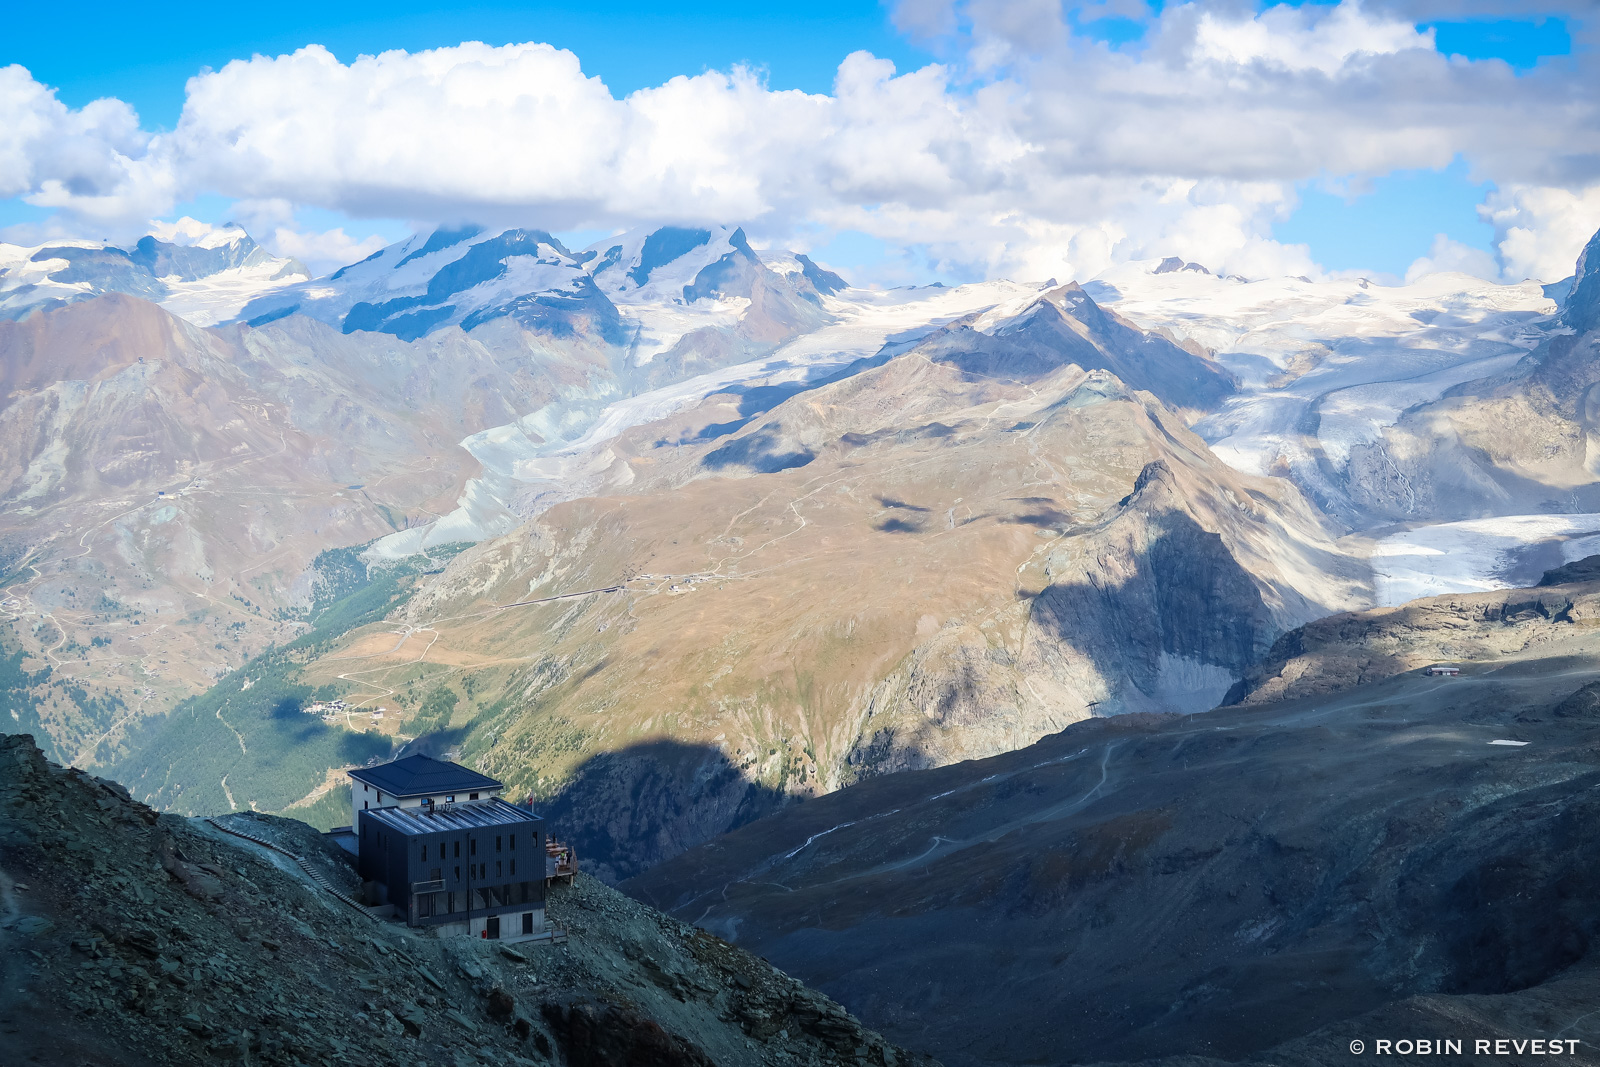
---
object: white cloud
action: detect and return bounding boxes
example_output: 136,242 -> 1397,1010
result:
145,215 -> 222,245
1191,2 -> 1432,75
1,1 -> 1598,282
1404,233 -> 1501,283
0,64 -> 171,227
1480,184 -> 1600,282
257,224 -> 388,277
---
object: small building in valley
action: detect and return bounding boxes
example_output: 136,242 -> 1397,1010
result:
1426,665 -> 1461,676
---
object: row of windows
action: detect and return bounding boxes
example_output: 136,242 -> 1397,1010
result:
413,881 -> 540,917
426,858 -> 520,884
419,833 -> 522,863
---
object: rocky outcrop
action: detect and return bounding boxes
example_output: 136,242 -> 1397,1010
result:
1225,566 -> 1600,706
0,732 -> 934,1067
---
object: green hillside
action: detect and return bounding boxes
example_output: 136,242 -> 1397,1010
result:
107,543 -> 465,823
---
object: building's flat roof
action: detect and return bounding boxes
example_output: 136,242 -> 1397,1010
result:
348,753 -> 502,797
360,797 -> 542,837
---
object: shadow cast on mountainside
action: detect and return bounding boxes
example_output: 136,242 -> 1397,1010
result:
535,739 -> 790,884
1027,505 -> 1275,715
395,724 -> 475,760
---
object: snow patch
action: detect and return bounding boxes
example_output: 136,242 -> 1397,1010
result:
1370,514 -> 1600,606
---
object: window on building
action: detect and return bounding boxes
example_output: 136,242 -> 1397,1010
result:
509,834 -> 515,851
421,844 -> 428,861
471,839 -> 477,855
510,858 -> 516,876
446,795 -> 455,802
495,835 -> 502,852
453,841 -> 460,858
523,912 -> 534,935
454,866 -> 460,882
496,860 -> 503,878
470,793 -> 479,800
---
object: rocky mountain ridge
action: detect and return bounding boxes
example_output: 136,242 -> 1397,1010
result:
0,731 -> 932,1067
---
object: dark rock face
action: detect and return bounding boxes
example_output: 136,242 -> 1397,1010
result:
0,733 -> 932,1067
1032,483 -> 1275,694
534,739 -> 789,884
1564,225 -> 1600,336
1539,552 -> 1600,586
542,998 -> 716,1066
629,227 -> 713,287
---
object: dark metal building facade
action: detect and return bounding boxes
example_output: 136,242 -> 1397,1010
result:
357,797 -> 546,939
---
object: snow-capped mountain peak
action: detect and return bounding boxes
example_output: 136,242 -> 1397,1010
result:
0,227 -> 307,327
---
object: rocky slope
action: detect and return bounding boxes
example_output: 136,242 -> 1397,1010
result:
0,294 -> 612,765
0,732 -> 932,1067
624,573 -> 1600,1067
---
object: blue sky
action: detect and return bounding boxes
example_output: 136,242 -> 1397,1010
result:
1273,161 -> 1496,278
6,1 -> 934,129
0,2 -> 1586,282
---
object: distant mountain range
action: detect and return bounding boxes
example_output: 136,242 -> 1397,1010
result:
0,225 -> 308,327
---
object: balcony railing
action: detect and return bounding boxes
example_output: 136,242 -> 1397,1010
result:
411,879 -> 445,894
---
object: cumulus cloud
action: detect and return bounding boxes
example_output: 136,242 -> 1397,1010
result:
1404,233 -> 1501,283
0,64 -> 171,227
1480,183 -> 1600,282
2,1 -> 1598,282
1193,1 -> 1432,73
